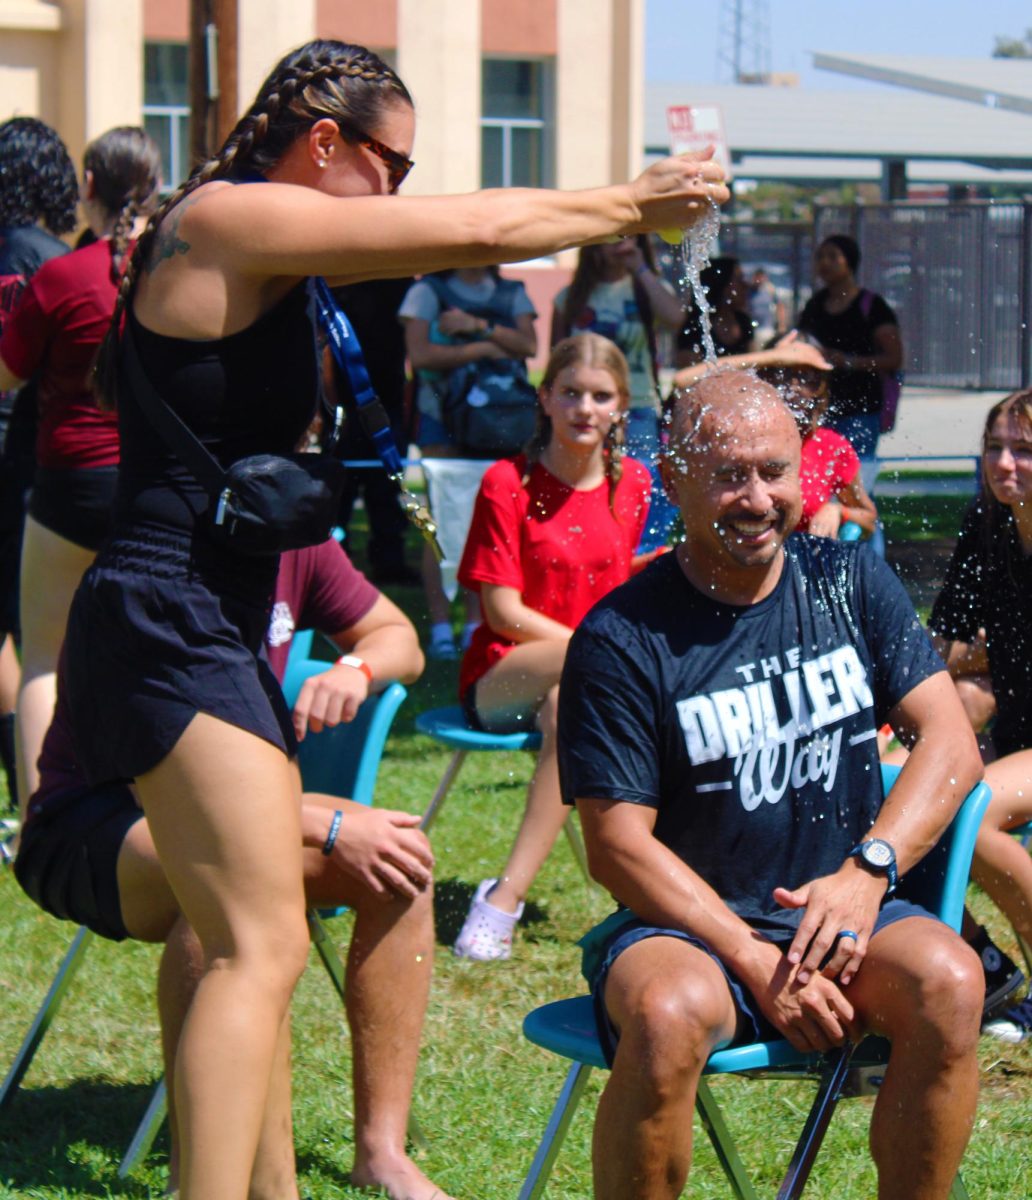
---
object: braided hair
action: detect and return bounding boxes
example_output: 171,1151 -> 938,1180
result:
82,127 -> 162,283
94,39 -> 412,407
522,332 -> 629,514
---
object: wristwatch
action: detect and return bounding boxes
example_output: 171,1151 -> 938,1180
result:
336,654 -> 373,684
848,838 -> 897,894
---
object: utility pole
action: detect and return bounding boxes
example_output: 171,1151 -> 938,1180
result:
189,0 -> 239,168
716,0 -> 772,84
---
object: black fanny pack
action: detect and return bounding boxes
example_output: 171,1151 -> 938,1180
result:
122,315 -> 347,557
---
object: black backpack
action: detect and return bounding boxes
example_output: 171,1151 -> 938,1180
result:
424,275 -> 538,458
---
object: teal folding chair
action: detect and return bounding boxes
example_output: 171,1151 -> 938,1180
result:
1,638 -> 409,1175
518,765 -> 990,1199
415,705 -> 591,881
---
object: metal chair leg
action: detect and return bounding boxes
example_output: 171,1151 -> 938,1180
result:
0,925 -> 94,1110
774,1044 -> 856,1200
518,1061 -> 593,1200
118,1079 -> 167,1177
695,1078 -> 761,1200
950,1172 -> 970,1199
419,750 -> 467,831
561,812 -> 594,886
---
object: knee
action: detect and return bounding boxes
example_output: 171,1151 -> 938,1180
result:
906,939 -> 983,1056
615,976 -> 727,1095
210,912 -> 310,1000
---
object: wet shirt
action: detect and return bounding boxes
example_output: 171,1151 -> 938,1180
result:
798,426 -> 860,531
0,238 -> 122,469
457,454 -> 651,698
557,538 -> 943,932
929,497 -> 1032,757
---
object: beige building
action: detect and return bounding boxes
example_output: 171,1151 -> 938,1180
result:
1,0 -> 644,346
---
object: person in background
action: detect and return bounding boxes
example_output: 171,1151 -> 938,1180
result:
15,537 -> 432,1198
552,237 -> 683,552
400,265 -> 537,660
748,266 -> 786,345
676,255 -> 755,368
926,390 -> 1032,1043
757,347 -> 877,539
0,127 -> 162,804
330,277 -> 420,586
0,117 -> 78,811
452,333 -> 651,961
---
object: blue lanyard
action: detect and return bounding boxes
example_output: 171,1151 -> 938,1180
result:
312,276 -> 441,559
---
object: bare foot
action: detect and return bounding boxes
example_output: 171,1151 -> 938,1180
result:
349,1152 -> 455,1200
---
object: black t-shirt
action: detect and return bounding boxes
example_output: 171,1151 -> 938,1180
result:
797,288 -> 897,420
929,496 -> 1032,756
558,537 -> 943,935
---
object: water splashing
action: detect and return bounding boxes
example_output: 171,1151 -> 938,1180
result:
672,199 -> 722,365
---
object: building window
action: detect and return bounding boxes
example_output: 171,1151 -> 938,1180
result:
481,58 -> 553,189
143,41 -> 190,190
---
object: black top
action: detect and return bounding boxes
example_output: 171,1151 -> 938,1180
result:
558,537 -> 943,933
115,283 -> 319,534
797,288 -> 897,420
929,496 -> 1032,756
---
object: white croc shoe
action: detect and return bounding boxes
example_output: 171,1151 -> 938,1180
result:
453,879 -> 524,961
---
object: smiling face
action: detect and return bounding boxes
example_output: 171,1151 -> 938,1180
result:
663,373 -> 802,598
984,404 -> 1032,510
539,362 -> 626,454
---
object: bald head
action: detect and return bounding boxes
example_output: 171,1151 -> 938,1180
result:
665,370 -> 800,462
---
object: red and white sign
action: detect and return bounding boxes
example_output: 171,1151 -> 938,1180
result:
666,105 -> 731,177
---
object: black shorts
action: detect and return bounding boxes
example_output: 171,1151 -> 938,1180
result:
64,524 -> 295,786
14,784 -> 143,941
28,466 -> 118,551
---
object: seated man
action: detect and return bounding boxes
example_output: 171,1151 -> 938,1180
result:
14,537 -> 445,1200
557,372 -> 985,1200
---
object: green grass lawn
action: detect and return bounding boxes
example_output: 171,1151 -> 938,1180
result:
2,487 -> 1030,1198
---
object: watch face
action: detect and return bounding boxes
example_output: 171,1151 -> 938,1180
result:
864,841 -> 893,868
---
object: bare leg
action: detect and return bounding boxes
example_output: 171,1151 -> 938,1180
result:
474,640 -> 569,914
0,633 -> 19,712
954,675 -> 995,733
593,936 -> 738,1200
847,918 -> 982,1200
15,517 -> 94,798
972,749 -> 1032,942
136,714 -> 310,1200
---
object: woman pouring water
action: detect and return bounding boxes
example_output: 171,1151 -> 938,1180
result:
63,38 -> 728,1200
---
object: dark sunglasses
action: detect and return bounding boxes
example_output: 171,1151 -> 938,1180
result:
336,122 -> 414,193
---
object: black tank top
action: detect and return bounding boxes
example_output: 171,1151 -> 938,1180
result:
114,281 -> 320,535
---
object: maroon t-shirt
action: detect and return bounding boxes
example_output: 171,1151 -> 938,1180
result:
0,238 -> 123,470
30,539 -> 379,811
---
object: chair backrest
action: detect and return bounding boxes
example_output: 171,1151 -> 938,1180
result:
880,763 -> 991,930
280,642 -> 407,806
420,457 -> 493,601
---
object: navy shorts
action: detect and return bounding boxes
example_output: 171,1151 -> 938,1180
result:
14,784 -> 142,941
586,899 -> 941,1067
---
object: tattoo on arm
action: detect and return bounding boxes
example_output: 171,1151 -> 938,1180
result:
144,192 -> 203,275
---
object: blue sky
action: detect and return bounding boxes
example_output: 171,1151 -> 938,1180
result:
646,0 -> 1032,88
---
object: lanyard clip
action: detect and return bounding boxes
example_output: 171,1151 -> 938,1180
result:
393,475 -> 443,561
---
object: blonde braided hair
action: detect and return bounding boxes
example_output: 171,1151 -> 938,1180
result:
522,332 -> 629,515
93,39 -> 411,408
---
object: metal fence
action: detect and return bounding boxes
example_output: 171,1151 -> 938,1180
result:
815,202 -> 1031,390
